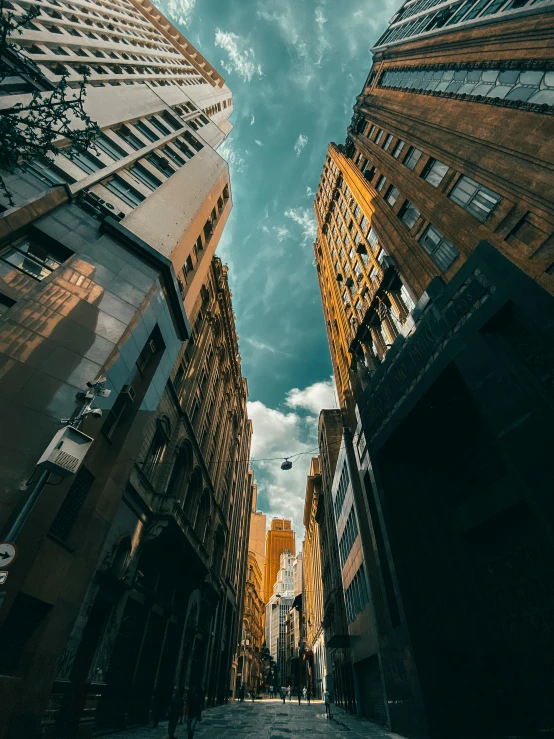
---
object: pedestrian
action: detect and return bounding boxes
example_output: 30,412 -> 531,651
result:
251,687 -> 256,702
323,688 -> 331,719
185,685 -> 204,739
307,689 -> 311,705
152,684 -> 166,728
281,686 -> 286,703
239,684 -> 245,702
287,684 -> 291,701
167,687 -> 184,739
297,686 -> 301,705
302,686 -> 307,702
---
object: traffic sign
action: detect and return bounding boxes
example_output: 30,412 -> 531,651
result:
0,542 -> 17,569
0,572 -> 7,585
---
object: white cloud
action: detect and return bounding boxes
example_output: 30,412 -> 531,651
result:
164,0 -> 195,25
250,114 -> 256,125
294,133 -> 309,157
243,337 -> 293,356
215,29 -> 263,82
285,375 -> 337,415
217,136 -> 247,173
248,377 -> 338,532
306,186 -> 315,199
284,207 -> 317,244
255,139 -> 264,147
274,226 -> 290,242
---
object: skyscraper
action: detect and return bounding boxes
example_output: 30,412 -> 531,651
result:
313,1 -> 554,736
265,551 -> 295,685
0,2 -> 253,735
263,518 -> 296,605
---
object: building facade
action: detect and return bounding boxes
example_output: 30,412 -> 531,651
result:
302,458 -> 326,700
265,551 -> 295,687
238,551 -> 264,695
0,2 -> 255,737
313,1 -> 554,737
263,518 -> 295,605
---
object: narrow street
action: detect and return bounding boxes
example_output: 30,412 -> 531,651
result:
115,699 -> 405,739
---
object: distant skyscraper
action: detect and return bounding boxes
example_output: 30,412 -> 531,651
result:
264,518 -> 296,605
265,551 -> 295,684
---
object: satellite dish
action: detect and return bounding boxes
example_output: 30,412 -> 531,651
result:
281,458 -> 293,471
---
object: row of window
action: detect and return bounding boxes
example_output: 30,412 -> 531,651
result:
374,0 -> 544,48
338,506 -> 359,567
354,121 -> 503,271
379,65 -> 554,107
333,463 -> 350,521
345,564 -> 369,623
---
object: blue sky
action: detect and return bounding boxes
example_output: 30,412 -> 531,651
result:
153,0 -> 396,533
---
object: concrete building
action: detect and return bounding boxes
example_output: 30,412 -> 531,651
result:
263,518 -> 295,605
265,551 -> 295,687
302,458 -> 327,699
0,2 -> 255,737
313,1 -> 554,737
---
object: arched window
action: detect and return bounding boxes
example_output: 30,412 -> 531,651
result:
183,467 -> 202,521
143,416 -> 171,480
195,490 -> 210,543
111,535 -> 132,579
165,440 -> 193,501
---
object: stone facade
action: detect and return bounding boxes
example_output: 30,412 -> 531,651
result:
263,518 -> 295,605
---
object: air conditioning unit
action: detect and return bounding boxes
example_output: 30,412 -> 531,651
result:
36,426 -> 93,477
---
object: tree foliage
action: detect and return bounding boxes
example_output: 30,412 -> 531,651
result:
0,0 -> 100,204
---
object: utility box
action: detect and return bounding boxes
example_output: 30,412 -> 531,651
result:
36,426 -> 93,477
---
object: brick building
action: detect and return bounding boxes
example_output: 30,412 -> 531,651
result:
313,1 -> 554,736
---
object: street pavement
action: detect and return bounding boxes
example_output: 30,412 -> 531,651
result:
113,698 -> 406,739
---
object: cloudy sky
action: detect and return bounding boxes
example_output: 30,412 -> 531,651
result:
153,0 -> 396,535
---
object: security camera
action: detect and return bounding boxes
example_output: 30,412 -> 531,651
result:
90,408 -> 103,419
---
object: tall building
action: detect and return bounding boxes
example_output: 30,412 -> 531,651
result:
313,1 -> 554,737
302,457 -> 327,699
248,495 -> 267,602
0,3 -> 255,737
265,551 -> 295,685
238,551 -> 264,694
263,518 -> 295,605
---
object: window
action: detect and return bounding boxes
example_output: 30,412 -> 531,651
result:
422,158 -> 449,187
375,129 -> 384,144
449,175 -> 502,222
162,110 -> 183,130
399,200 -> 421,229
0,235 -> 72,281
115,125 -> 144,150
376,175 -> 387,192
146,152 -> 175,178
174,139 -> 194,159
105,176 -> 146,207
149,117 -> 172,137
392,140 -> 406,158
0,293 -> 16,315
143,420 -> 170,478
367,123 -> 376,138
184,255 -> 193,277
360,216 -> 369,233
130,163 -> 162,190
403,146 -> 423,171
95,133 -> 127,160
61,146 -> 105,174
162,145 -> 186,167
135,120 -> 159,142
419,224 -> 459,271
385,185 -> 400,207
20,159 -> 69,188
183,131 -> 203,151
382,133 -> 393,151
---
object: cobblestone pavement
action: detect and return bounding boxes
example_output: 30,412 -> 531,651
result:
110,699 -> 407,739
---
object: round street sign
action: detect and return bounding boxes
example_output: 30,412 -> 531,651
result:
0,542 -> 17,569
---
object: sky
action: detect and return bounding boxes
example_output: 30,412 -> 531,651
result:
153,0 -> 397,535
